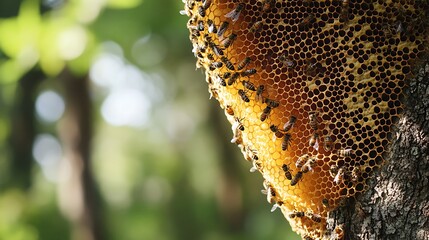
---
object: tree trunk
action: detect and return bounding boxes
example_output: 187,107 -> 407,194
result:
9,69 -> 44,189
57,69 -> 105,240
326,63 -> 429,240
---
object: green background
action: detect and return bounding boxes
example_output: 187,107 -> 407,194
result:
0,0 -> 300,239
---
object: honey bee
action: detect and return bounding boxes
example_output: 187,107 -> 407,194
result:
261,0 -> 275,12
237,57 -> 251,70
211,61 -> 223,69
255,85 -> 265,103
279,54 -> 295,68
338,148 -> 352,157
334,167 -> 345,184
252,154 -> 259,161
197,20 -> 204,31
225,3 -> 244,22
309,132 -> 320,150
308,111 -> 318,130
270,124 -> 285,139
216,75 -> 226,86
381,23 -> 394,38
322,198 -> 329,208
223,72 -> 231,79
323,135 -> 333,151
260,106 -> 272,121
207,53 -> 214,61
207,19 -> 217,33
244,146 -> 258,162
228,72 -> 239,85
221,33 -> 237,48
238,89 -> 250,102
351,167 -> 360,182
231,117 -> 244,144
301,156 -> 316,173
395,21 -> 405,34
307,213 -> 322,223
221,56 -> 235,70
202,0 -> 212,9
187,15 -> 196,25
198,6 -> 206,17
226,105 -> 234,116
267,187 -> 277,205
281,133 -> 292,151
217,21 -> 229,37
265,98 -> 279,108
305,59 -> 322,77
241,68 -> 257,77
192,43 -> 204,58
296,154 -> 309,168
281,164 -> 293,180
329,165 -> 339,178
298,13 -> 315,29
209,42 -> 224,56
234,117 -> 245,131
191,29 -> 200,38
283,115 -> 297,132
249,20 -> 263,33
242,80 -> 257,91
208,86 -> 218,99
289,211 -> 305,218
265,184 -> 277,204
339,0 -> 350,23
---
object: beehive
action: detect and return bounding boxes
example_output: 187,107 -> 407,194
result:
182,0 -> 429,239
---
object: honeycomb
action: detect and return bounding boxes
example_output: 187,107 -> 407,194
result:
182,0 -> 429,239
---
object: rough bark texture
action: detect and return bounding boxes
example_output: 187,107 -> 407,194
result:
326,63 -> 429,240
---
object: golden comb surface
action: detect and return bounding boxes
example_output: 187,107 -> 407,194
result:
183,0 -> 429,238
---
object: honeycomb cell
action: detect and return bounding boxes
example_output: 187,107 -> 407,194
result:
184,0 -> 429,238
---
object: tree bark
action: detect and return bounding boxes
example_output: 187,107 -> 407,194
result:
57,69 -> 105,240
326,63 -> 429,240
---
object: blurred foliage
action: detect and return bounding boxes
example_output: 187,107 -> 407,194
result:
0,0 -> 300,239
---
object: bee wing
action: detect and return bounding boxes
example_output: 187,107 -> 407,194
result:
225,8 -> 241,22
264,85 -> 278,98
334,172 -> 341,184
270,203 -> 280,212
313,138 -> 319,151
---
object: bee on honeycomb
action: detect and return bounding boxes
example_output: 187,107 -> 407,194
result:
183,0 -> 429,238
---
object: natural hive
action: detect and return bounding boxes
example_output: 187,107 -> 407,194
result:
182,0 -> 429,239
